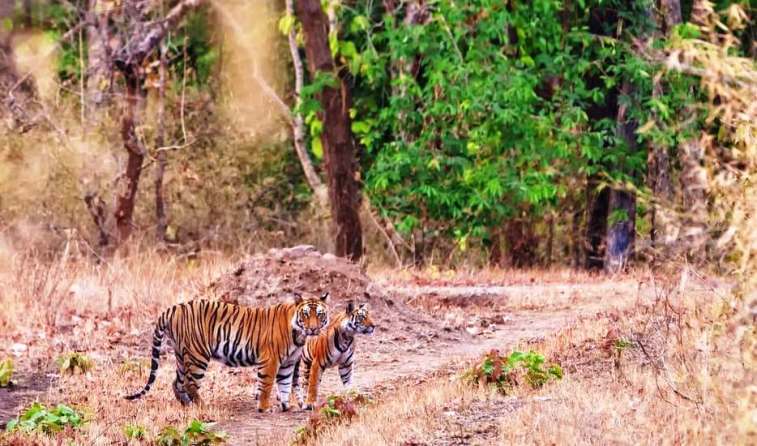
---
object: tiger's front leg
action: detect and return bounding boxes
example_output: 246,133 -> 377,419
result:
338,360 -> 354,390
304,361 -> 323,410
275,361 -> 298,412
256,359 -> 279,413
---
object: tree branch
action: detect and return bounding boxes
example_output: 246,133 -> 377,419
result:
116,0 -> 205,67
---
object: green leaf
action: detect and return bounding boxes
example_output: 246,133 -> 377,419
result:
311,137 -> 324,160
278,14 -> 295,35
0,358 -> 13,387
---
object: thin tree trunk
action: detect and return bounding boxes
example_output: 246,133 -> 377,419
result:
585,179 -> 609,269
679,135 -> 709,263
546,213 -> 554,266
571,202 -> 582,268
659,0 -> 682,33
295,0 -> 363,261
506,217 -> 538,267
114,69 -> 146,243
286,0 -> 328,210
0,2 -> 38,132
154,42 -> 168,241
85,0 -> 112,116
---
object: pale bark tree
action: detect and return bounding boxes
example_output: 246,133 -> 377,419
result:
294,0 -> 363,261
0,0 -> 39,132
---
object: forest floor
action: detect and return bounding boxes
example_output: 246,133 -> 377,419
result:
218,279 -> 641,445
0,251 -> 654,445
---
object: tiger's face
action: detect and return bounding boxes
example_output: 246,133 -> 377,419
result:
292,292 -> 330,336
344,301 -> 375,335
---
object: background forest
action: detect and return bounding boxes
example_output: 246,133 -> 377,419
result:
0,0 -> 754,271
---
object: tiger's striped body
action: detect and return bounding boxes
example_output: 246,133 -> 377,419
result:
125,294 -> 329,412
294,301 -> 375,409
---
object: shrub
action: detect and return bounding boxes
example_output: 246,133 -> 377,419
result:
55,353 -> 94,375
123,423 -> 146,441
294,392 -> 370,444
156,419 -> 227,446
465,349 -> 563,393
5,402 -> 84,435
0,358 -> 13,387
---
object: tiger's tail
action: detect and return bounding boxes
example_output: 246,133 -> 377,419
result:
125,311 -> 169,400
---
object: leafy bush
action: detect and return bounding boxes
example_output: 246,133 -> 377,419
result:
294,392 -> 370,444
5,402 -> 84,435
55,353 -> 94,375
465,349 -> 562,393
123,423 -> 147,441
0,358 -> 13,387
156,419 -> 227,446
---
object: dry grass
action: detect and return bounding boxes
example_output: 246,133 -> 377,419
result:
0,248 -> 239,445
0,245 -> 750,445
303,270 -> 753,446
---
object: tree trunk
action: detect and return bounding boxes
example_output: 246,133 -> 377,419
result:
585,180 -> 609,269
648,0 -> 681,258
0,2 -> 38,132
571,201 -> 583,268
84,0 -> 113,116
679,135 -> 709,263
659,0 -> 682,33
505,218 -> 538,267
285,0 -> 328,210
114,69 -> 146,243
605,80 -> 638,273
295,0 -> 363,261
546,213 -> 554,266
154,42 -> 168,241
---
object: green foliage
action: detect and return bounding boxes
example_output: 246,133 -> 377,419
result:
123,423 -> 147,441
293,392 -> 370,444
0,358 -> 13,387
6,402 -> 84,435
466,349 -> 562,393
307,0 -> 711,256
157,420 -> 227,446
56,352 -> 94,375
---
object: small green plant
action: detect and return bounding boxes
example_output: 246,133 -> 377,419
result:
614,338 -> 634,353
124,423 -> 147,441
0,358 -> 13,387
156,419 -> 227,446
119,358 -> 148,376
293,392 -> 370,444
465,349 -> 563,393
5,402 -> 85,435
56,352 -> 94,375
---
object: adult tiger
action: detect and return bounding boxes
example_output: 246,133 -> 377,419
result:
293,300 -> 375,409
125,293 -> 329,412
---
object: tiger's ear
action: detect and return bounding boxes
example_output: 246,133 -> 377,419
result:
320,291 -> 330,302
359,303 -> 369,311
346,300 -> 355,314
292,292 -> 303,304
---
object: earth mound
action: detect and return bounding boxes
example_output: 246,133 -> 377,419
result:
203,245 -> 460,343
205,245 -> 386,306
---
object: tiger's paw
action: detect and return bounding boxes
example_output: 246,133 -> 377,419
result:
280,402 -> 290,412
257,406 -> 273,413
303,403 -> 315,411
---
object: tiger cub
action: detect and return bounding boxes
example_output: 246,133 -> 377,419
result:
293,300 -> 375,410
125,293 -> 329,412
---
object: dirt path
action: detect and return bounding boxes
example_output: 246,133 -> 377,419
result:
216,283 -> 635,446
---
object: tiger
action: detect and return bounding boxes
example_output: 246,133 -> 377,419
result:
292,300 -> 375,410
124,292 -> 329,412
